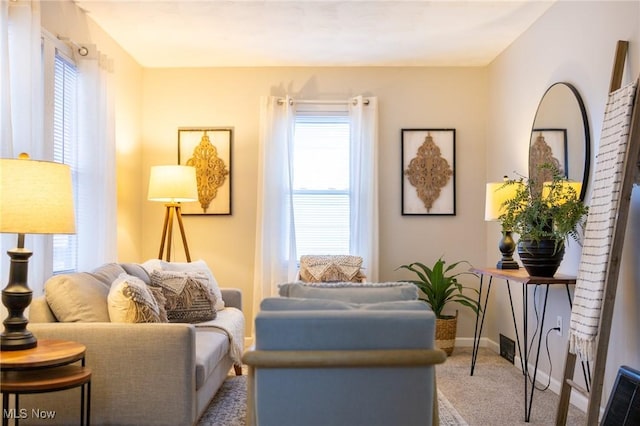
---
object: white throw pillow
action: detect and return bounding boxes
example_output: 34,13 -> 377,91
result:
108,273 -> 167,323
160,259 -> 224,310
141,258 -> 164,274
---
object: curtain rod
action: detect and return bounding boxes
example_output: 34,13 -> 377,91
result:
277,98 -> 370,106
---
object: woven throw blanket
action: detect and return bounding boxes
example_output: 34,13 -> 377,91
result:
568,80 -> 637,361
195,307 -> 245,365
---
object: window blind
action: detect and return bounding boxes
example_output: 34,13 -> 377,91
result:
52,52 -> 78,274
293,113 -> 350,257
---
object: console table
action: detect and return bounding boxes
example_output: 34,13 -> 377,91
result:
469,267 -> 576,423
1,339 -> 91,426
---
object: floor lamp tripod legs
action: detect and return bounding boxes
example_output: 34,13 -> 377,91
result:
158,203 -> 191,262
175,205 -> 191,262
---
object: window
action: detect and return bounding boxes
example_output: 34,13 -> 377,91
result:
292,112 -> 350,257
51,51 -> 78,274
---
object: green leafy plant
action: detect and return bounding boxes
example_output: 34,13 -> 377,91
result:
499,164 -> 588,251
396,257 -> 480,319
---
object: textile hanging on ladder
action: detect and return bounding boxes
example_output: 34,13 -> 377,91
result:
568,80 -> 638,362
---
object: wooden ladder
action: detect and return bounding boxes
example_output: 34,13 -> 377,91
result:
556,40 -> 640,425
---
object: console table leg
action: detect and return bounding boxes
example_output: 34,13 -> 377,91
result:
470,275 -> 492,376
506,281 -> 525,373
526,284 -> 550,422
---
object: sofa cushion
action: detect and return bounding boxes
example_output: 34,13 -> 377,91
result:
108,273 -> 167,323
260,297 -> 429,312
255,309 -> 435,351
44,273 -> 111,322
91,263 -> 128,286
194,330 -> 230,390
278,282 -> 418,303
149,270 -> 217,323
160,260 -> 225,310
359,300 -> 429,310
121,263 -> 151,285
261,297 -> 354,311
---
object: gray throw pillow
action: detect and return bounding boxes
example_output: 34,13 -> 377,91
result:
44,273 -> 111,322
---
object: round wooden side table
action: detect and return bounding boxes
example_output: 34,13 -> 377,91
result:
1,339 -> 91,426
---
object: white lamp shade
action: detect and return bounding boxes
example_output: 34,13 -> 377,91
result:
1,157 -> 76,234
147,165 -> 198,202
485,180 -> 522,221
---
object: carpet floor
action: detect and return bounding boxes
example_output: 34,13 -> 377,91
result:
436,347 -> 587,425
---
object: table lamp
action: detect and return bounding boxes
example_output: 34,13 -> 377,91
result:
485,177 -> 521,269
1,154 -> 76,350
147,165 -> 198,262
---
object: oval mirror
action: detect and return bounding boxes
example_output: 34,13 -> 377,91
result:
529,82 -> 590,200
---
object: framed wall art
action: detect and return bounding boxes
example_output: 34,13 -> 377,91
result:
401,128 -> 456,216
529,128 -> 568,178
178,127 -> 232,215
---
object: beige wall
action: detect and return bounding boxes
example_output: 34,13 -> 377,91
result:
142,67 -> 489,335
487,0 -> 640,409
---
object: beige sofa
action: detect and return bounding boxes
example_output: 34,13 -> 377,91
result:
23,261 -> 245,426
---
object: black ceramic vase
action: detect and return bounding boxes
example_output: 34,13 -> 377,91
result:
517,239 -> 565,277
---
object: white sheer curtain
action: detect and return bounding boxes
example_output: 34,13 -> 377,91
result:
349,96 -> 379,281
76,50 -> 117,270
252,96 -> 298,317
1,0 -> 48,291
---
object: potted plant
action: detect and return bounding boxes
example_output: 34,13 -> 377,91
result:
397,257 -> 480,355
499,164 -> 588,277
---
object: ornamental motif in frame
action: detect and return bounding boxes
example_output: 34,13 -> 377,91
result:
401,128 -> 456,215
178,127 -> 232,215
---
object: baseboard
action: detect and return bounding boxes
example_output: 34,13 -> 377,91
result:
454,337 -> 591,415
455,336 -> 500,354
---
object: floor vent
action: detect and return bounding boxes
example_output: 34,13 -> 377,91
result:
499,333 -> 515,364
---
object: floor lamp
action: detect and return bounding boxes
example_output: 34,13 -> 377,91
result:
485,177 -> 521,270
0,154 -> 76,350
148,165 -> 198,262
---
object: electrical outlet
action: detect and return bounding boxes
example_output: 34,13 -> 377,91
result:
556,316 -> 563,336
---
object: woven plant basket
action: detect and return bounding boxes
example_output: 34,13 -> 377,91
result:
435,313 -> 458,356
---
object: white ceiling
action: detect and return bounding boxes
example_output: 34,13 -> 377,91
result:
73,0 -> 555,68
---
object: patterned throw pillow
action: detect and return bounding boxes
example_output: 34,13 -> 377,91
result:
149,270 -> 217,323
146,259 -> 225,310
299,255 -> 366,283
108,274 -> 167,323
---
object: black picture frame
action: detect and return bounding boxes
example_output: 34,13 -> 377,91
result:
178,127 -> 232,215
401,128 -> 456,216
